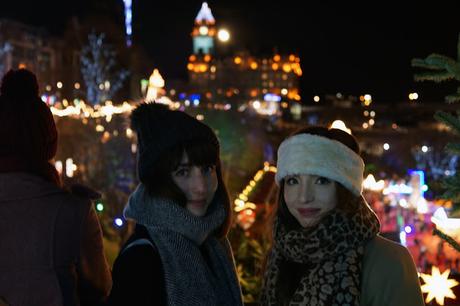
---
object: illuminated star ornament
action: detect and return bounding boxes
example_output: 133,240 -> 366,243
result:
420,266 -> 459,305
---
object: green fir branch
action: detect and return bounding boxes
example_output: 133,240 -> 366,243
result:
440,175 -> 460,202
411,58 -> 444,70
414,71 -> 455,83
412,33 -> 460,100
446,93 -> 460,103
433,228 -> 460,252
424,53 -> 457,69
445,143 -> 460,154
434,111 -> 460,132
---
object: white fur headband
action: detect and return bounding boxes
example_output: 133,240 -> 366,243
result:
275,134 -> 364,196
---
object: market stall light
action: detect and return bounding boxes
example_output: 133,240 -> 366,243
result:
65,158 -> 77,178
363,174 -> 385,191
431,207 -> 460,237
420,266 -> 458,305
330,120 -> 352,135
383,183 -> 412,195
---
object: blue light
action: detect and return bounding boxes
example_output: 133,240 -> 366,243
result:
404,225 -> 412,234
123,0 -> 133,47
408,169 -> 426,197
114,218 -> 124,227
264,93 -> 281,102
399,231 -> 407,246
193,99 -> 200,106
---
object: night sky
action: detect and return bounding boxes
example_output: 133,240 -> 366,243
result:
2,1 -> 460,103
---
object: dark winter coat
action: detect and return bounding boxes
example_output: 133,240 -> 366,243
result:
107,184 -> 243,306
107,225 -> 166,306
0,173 -> 112,306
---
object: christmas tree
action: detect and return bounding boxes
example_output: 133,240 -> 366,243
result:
80,32 -> 129,104
412,33 -> 460,251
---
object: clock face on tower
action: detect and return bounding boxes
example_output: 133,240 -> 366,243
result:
193,36 -> 214,55
199,26 -> 209,35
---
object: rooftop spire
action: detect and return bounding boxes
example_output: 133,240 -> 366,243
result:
195,2 -> 215,25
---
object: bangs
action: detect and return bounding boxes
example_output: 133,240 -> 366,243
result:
170,139 -> 219,170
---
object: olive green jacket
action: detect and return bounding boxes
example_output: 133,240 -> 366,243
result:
361,235 -> 425,306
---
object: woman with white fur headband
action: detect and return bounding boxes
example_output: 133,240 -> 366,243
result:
260,126 -> 424,306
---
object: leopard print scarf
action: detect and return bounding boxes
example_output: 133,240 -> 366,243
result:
261,196 -> 380,306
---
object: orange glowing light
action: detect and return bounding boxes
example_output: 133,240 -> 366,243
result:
282,64 -> 292,73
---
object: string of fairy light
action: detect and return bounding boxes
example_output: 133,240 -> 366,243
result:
49,98 -> 255,230
234,162 -> 277,229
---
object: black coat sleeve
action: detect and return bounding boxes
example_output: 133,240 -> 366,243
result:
106,244 -> 166,306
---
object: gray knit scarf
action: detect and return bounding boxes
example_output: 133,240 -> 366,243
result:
124,184 -> 243,306
261,196 -> 380,306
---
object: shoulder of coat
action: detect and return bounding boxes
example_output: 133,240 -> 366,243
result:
364,235 -> 413,265
67,183 -> 101,200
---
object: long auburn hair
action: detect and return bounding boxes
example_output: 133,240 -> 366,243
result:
265,126 -> 363,303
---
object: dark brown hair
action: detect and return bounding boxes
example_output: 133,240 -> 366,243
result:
142,137 -> 232,238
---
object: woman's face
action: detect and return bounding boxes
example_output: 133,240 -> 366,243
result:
283,174 -> 338,228
171,152 -> 218,217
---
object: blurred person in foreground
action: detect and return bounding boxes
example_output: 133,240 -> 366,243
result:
0,69 -> 111,306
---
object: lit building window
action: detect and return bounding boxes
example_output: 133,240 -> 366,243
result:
282,64 -> 291,73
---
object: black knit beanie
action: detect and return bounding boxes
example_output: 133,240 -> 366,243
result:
0,68 -> 60,185
130,102 -> 219,183
0,69 -> 57,161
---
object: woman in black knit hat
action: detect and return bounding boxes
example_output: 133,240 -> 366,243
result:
107,102 -> 243,306
0,69 -> 111,306
260,126 -> 424,306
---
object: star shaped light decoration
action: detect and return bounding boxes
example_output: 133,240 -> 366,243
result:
420,266 -> 459,305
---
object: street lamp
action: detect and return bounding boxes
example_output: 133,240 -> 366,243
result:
217,29 -> 230,42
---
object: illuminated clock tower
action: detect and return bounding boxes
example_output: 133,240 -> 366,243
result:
192,2 -> 216,55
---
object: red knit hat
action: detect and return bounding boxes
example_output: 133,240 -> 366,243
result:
0,69 -> 59,184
